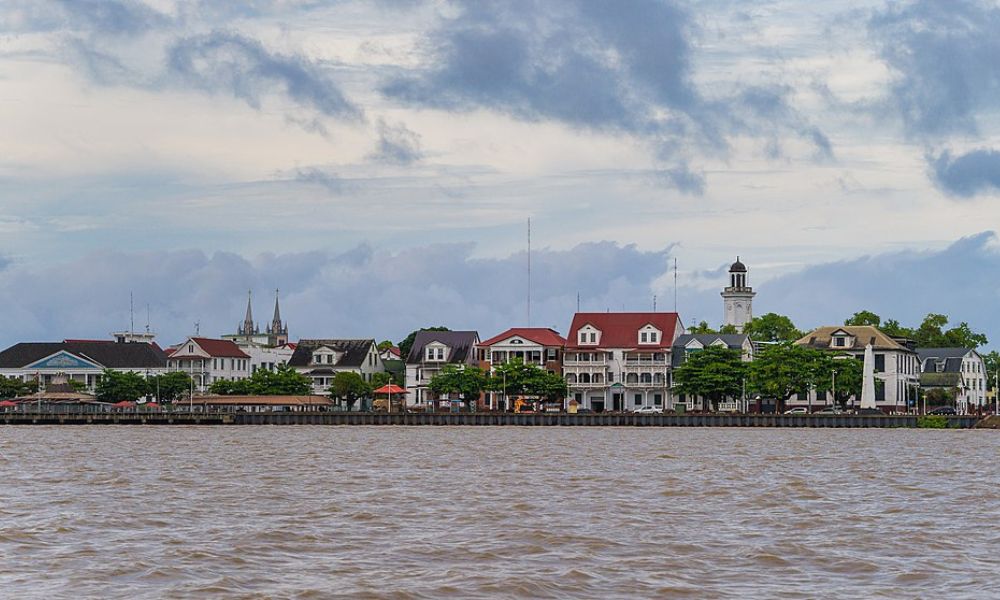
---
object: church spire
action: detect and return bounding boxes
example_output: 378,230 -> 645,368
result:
240,289 -> 255,336
272,288 -> 282,325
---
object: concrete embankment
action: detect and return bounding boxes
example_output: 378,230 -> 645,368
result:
974,415 -> 1000,429
0,412 -> 986,428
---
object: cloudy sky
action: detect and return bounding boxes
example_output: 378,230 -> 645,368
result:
1,0 -> 999,347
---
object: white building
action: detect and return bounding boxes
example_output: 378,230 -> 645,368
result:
0,336 -> 167,392
288,339 -> 385,394
564,313 -> 685,412
167,337 -> 251,392
793,326 -> 920,413
721,258 -> 755,333
404,330 -> 482,408
479,327 -> 567,410
917,348 -> 988,413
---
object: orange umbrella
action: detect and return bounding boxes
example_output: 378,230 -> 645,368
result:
373,384 -> 405,394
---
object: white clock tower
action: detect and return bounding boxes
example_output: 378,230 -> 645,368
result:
722,257 -> 755,332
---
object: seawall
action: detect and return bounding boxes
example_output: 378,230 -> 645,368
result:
0,412 -> 987,428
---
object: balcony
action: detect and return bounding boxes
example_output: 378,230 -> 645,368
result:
624,359 -> 668,368
563,357 -> 609,367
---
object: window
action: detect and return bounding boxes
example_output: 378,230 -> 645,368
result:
188,344 -> 194,353
546,348 -> 557,360
641,332 -> 648,343
874,354 -> 885,373
833,337 -> 845,347
650,332 -> 658,343
634,394 -> 642,405
654,394 -> 662,406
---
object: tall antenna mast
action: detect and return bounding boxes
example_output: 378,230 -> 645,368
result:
527,217 -> 531,326
673,258 -> 678,313
129,291 -> 134,334
145,304 -> 150,333
195,321 -> 200,336
653,295 -> 657,312
576,292 -> 580,313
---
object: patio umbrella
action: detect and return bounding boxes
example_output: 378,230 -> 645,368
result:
112,400 -> 136,409
373,384 -> 405,394
860,344 -> 877,410
0,400 -> 18,407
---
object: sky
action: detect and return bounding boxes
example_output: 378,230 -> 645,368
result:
1,0 -> 999,348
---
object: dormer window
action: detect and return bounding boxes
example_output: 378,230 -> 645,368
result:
578,325 -> 600,346
638,325 -> 661,345
425,345 -> 447,361
833,337 -> 846,347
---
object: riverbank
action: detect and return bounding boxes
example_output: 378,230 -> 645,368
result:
0,411 -> 988,428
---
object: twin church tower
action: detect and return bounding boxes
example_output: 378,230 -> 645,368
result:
721,257 -> 755,333
224,289 -> 289,347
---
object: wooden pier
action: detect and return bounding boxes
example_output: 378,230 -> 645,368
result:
0,411 -> 986,428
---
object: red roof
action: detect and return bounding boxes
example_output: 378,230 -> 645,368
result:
566,313 -> 682,350
480,327 -> 566,347
169,337 -> 250,359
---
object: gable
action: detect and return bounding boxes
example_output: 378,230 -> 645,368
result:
27,351 -> 103,370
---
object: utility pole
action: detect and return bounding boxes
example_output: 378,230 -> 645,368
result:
527,217 -> 531,327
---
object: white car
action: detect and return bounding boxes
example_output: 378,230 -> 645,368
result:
783,407 -> 808,414
633,406 -> 661,414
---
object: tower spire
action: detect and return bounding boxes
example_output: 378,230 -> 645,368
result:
272,288 -> 281,324
241,289 -> 255,336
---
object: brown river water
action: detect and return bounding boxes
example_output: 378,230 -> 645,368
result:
1,427 -> 998,599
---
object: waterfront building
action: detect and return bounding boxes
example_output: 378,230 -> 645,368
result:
404,330 -> 482,409
917,348 -> 988,413
670,333 -> 754,411
288,339 -> 384,394
166,337 -> 251,392
0,336 -> 167,392
721,257 -> 755,333
379,346 -> 402,361
793,326 -> 920,413
479,327 -> 567,410
222,289 -> 289,348
564,313 -> 685,412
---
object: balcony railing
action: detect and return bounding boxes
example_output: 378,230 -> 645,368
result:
563,358 -> 609,366
624,359 -> 668,367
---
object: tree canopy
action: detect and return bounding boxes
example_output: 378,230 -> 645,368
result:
329,371 -> 371,410
748,344 -> 826,412
488,359 -> 567,401
841,311 -> 988,348
688,321 -> 717,334
0,376 -> 37,400
398,326 -> 449,360
95,369 -> 148,403
673,346 -> 746,411
743,313 -> 803,343
147,372 -> 192,402
428,364 -> 487,402
209,365 -> 311,396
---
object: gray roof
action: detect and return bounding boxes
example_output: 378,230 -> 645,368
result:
288,339 -> 375,368
0,341 -> 167,369
406,330 -> 479,364
916,348 -> 976,374
671,334 -> 748,367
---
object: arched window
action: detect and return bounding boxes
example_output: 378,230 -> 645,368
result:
640,373 -> 652,384
593,373 -> 603,384
626,373 -> 638,384
566,373 -> 577,384
579,373 -> 591,384
653,373 -> 664,385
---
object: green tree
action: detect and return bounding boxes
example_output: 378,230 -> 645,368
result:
329,372 -> 371,410
489,359 -> 568,404
370,371 -> 393,389
147,372 -> 193,402
428,364 -> 487,410
94,370 -> 148,403
0,376 -> 36,399
377,340 -> 395,352
718,324 -> 740,334
687,321 -> 718,334
398,326 -> 449,360
209,365 -> 311,396
844,310 -> 881,327
208,378 -> 253,395
880,319 -> 914,338
907,313 -> 988,348
673,346 -> 746,412
983,350 -> 1000,391
818,354 -> 864,408
748,344 -> 828,413
743,313 -> 803,343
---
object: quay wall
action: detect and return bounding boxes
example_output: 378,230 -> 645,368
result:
0,412 -> 986,428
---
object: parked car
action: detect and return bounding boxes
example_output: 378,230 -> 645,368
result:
633,406 -> 660,414
853,408 -> 884,415
815,406 -> 844,415
575,408 -> 594,414
927,406 -> 957,415
783,407 -> 808,414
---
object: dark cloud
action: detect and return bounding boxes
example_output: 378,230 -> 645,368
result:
290,167 -> 346,193
759,232 -> 1000,342
870,0 -> 1000,138
166,31 -> 362,120
929,149 -> 1000,198
380,0 -> 831,191
369,119 -> 423,165
2,0 -> 169,35
0,242 -> 675,349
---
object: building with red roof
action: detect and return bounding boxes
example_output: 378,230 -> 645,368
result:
479,327 -> 567,410
564,312 -> 685,413
167,337 -> 251,392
